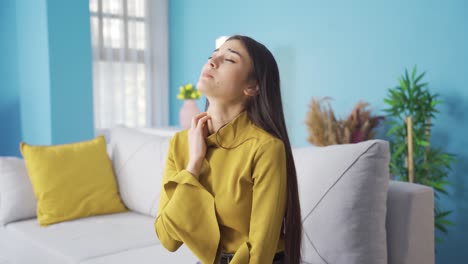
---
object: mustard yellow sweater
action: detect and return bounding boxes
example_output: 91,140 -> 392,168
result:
154,111 -> 287,264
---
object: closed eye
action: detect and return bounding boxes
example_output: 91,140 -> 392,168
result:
207,55 -> 235,63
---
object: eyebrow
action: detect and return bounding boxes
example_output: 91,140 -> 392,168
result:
213,48 -> 243,58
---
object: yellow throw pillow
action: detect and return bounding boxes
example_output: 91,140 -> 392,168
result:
20,136 -> 127,226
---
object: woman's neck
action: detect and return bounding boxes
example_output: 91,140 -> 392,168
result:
206,102 -> 245,134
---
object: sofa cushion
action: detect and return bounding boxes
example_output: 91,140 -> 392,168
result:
110,127 -> 173,217
0,157 -> 36,225
20,136 -> 127,226
80,244 -> 198,264
3,212 -> 160,263
0,224 -> 71,264
293,140 -> 390,264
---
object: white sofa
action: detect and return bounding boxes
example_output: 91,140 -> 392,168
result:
0,127 -> 435,264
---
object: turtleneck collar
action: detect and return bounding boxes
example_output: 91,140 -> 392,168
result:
206,111 -> 254,148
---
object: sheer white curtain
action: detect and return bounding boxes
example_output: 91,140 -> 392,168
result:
89,0 -> 168,134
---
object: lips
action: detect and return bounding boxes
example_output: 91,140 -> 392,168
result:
202,71 -> 214,79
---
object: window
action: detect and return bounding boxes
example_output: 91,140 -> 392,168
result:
89,0 -> 168,133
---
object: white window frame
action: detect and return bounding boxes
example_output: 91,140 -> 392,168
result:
90,0 -> 169,137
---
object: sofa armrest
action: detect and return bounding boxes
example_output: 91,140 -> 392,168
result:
386,180 -> 435,264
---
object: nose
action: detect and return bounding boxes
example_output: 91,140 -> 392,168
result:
209,56 -> 218,69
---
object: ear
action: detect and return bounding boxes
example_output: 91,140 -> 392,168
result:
243,85 -> 259,97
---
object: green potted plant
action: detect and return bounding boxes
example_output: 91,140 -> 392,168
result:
383,66 -> 456,243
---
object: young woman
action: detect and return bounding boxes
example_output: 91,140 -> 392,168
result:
154,35 -> 302,264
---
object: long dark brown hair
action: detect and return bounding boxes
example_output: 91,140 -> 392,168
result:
227,35 -> 302,264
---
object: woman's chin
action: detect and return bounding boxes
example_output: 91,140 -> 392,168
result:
196,81 -> 210,95
196,79 -> 203,89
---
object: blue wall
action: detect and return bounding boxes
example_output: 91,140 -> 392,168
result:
46,0 -> 94,145
169,0 -> 468,262
0,0 -> 94,153
0,0 -> 21,156
15,0 -> 53,145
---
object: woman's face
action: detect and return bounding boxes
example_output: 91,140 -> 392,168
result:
197,39 -> 256,105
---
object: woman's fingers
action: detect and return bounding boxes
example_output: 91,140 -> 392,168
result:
186,113 -> 209,178
196,115 -> 211,130
191,112 -> 208,129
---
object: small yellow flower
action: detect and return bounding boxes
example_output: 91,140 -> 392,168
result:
177,83 -> 201,100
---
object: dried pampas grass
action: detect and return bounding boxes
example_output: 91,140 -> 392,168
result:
306,98 -> 384,146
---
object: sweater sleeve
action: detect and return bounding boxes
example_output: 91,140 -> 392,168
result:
245,139 -> 288,263
154,136 -> 220,264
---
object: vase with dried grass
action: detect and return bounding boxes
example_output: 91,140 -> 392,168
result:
305,97 -> 384,146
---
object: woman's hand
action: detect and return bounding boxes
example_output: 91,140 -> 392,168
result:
186,112 -> 211,179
